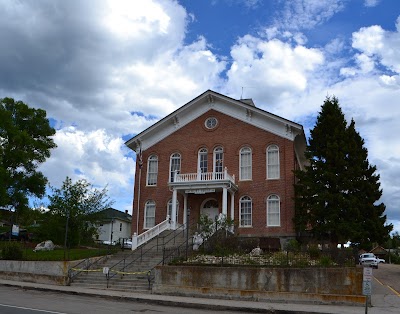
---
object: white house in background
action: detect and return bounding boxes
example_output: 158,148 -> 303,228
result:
96,208 -> 132,244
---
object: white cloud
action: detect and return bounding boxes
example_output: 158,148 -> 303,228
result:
276,0 -> 346,31
352,19 -> 400,73
364,0 -> 380,7
39,127 -> 134,212
225,35 -> 324,106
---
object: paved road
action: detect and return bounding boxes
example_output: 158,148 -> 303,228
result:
373,263 -> 400,293
371,263 -> 400,312
0,285 -> 245,314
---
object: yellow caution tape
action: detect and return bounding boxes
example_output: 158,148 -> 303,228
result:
70,268 -> 103,272
71,268 -> 151,275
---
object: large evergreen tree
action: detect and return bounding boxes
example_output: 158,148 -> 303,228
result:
345,119 -> 392,247
0,98 -> 56,215
294,96 -> 391,247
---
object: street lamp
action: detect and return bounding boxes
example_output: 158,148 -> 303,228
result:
185,207 -> 191,260
64,208 -> 70,260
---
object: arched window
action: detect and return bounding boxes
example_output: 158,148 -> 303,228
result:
167,199 -> 179,222
169,153 -> 181,182
267,195 -> 280,226
239,147 -> 252,180
144,200 -> 156,229
213,146 -> 224,174
146,155 -> 158,186
239,196 -> 252,227
198,148 -> 208,173
267,145 -> 280,179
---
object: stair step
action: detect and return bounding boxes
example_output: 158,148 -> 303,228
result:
70,229 -> 190,292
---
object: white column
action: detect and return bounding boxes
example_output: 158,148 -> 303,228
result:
222,187 -> 228,216
171,188 -> 178,230
230,192 -> 235,233
183,193 -> 188,226
230,192 -> 235,221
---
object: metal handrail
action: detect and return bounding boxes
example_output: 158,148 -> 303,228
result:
68,247 -> 117,283
106,219 -> 197,285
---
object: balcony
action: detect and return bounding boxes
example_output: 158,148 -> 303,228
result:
169,167 -> 238,193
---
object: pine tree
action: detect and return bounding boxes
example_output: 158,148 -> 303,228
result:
294,97 -> 391,247
345,120 -> 392,248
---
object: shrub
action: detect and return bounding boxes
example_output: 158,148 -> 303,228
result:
2,242 -> 24,260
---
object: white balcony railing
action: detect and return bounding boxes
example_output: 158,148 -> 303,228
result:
174,167 -> 235,184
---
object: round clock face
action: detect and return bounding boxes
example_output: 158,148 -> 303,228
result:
205,117 -> 218,129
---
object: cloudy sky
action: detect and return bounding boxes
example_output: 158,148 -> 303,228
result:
1,0 -> 399,233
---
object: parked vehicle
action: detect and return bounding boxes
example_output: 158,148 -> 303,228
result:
0,229 -> 33,241
359,253 -> 379,268
102,240 -> 117,245
121,239 -> 132,249
377,258 -> 386,263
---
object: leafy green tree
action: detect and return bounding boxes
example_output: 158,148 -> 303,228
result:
42,177 -> 114,246
294,96 -> 391,247
0,98 -> 56,218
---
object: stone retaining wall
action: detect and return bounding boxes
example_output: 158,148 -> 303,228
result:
153,265 -> 365,305
0,260 -> 70,285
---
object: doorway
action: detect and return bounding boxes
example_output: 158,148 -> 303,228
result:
200,199 -> 219,220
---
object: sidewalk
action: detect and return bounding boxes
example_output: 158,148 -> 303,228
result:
0,278 -> 399,314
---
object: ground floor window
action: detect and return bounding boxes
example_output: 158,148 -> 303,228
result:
144,200 -> 156,229
267,194 -> 280,226
239,196 -> 252,227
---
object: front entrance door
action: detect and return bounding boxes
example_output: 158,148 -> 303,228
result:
200,199 -> 219,220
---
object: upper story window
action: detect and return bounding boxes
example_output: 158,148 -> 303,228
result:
239,147 -> 252,180
267,194 -> 280,227
198,148 -> 208,173
146,155 -> 158,186
205,117 -> 218,129
213,146 -> 224,173
144,200 -> 156,229
267,145 -> 280,179
169,153 -> 181,182
239,196 -> 252,227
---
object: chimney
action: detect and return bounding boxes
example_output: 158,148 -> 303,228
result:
240,98 -> 255,107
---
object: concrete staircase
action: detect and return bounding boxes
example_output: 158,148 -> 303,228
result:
69,228 -> 189,292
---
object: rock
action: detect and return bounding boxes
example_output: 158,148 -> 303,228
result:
34,240 -> 55,252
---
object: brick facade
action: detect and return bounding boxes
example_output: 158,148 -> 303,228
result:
127,90 -> 305,247
132,112 -> 298,237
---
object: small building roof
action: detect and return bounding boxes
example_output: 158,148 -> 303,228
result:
99,208 -> 132,223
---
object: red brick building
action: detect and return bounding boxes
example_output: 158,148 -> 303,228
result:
125,90 -> 307,249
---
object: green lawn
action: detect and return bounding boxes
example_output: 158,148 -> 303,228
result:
0,241 -> 120,261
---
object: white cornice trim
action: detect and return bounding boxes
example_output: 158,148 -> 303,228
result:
125,90 -> 304,152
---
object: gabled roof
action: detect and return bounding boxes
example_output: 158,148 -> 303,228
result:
125,90 -> 306,156
99,208 -> 132,223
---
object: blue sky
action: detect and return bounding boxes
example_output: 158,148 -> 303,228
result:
1,0 -> 399,233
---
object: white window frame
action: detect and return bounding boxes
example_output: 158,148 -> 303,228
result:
213,146 -> 224,174
144,200 -> 156,229
267,194 -> 280,227
146,155 -> 158,186
167,199 -> 179,222
169,153 -> 181,182
239,196 -> 252,227
198,148 -> 208,173
267,145 -> 280,179
239,147 -> 252,181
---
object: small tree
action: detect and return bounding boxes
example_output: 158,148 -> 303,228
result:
42,177 -> 114,246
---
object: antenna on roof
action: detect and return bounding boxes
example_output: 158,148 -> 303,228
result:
241,87 -> 244,99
